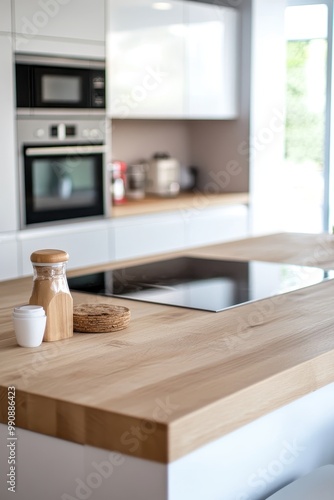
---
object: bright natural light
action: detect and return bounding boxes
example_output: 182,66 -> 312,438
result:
285,4 -> 328,40
283,3 -> 328,233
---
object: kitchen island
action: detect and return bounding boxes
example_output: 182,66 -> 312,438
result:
1,232 -> 334,500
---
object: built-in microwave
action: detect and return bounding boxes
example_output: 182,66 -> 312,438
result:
15,55 -> 105,109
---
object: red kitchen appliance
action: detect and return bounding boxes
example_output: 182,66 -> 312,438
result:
111,160 -> 127,205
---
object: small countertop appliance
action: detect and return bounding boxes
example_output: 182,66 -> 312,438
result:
145,153 -> 180,197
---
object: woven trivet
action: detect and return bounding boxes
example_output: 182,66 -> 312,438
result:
73,303 -> 131,333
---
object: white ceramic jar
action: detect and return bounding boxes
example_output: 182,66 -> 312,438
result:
12,305 -> 47,347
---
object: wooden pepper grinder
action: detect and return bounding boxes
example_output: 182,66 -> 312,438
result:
29,249 -> 73,342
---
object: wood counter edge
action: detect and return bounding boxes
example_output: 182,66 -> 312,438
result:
1,348 -> 333,464
111,192 -> 250,218
168,349 -> 334,461
0,387 -> 169,463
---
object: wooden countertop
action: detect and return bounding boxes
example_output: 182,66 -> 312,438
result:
111,192 -> 249,218
1,232 -> 334,464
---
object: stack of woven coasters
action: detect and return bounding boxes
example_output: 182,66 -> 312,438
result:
73,303 -> 131,333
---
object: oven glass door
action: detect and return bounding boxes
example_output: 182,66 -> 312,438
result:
23,144 -> 105,225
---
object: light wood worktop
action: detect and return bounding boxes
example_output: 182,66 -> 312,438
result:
111,191 -> 249,218
1,232 -> 334,463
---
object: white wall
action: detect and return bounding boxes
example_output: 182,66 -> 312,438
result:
249,0 -> 286,235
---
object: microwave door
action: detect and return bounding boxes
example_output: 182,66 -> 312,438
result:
33,66 -> 89,108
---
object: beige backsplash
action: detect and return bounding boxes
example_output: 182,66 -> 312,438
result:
111,119 -> 191,167
110,118 -> 249,193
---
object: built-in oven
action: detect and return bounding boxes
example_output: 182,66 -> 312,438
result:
17,116 -> 109,227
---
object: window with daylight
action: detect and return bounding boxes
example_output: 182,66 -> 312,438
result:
284,1 -> 330,232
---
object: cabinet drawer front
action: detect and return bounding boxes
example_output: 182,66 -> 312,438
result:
113,217 -> 185,261
18,225 -> 110,275
185,205 -> 248,247
0,235 -> 19,281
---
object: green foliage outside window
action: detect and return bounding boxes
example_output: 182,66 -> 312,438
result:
285,39 -> 326,168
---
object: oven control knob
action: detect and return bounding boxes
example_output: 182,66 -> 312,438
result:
90,129 -> 100,139
82,129 -> 90,138
35,128 -> 45,138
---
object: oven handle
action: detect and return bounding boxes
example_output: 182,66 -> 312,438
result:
25,145 -> 106,156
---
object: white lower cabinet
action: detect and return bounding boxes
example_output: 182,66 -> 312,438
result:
0,233 -> 19,281
17,221 -> 111,276
5,204 -> 248,279
185,204 -> 249,248
111,204 -> 249,261
111,212 -> 185,261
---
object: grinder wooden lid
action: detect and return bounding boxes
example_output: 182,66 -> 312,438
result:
30,249 -> 69,264
73,303 -> 131,333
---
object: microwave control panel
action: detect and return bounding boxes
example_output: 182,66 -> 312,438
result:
91,70 -> 105,108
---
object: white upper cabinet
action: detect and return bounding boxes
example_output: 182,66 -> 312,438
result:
14,0 -> 105,42
107,0 -> 185,118
186,1 -> 239,119
0,0 -> 12,33
107,0 -> 239,119
13,0 -> 105,58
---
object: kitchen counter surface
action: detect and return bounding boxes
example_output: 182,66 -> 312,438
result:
111,191 -> 249,218
1,232 -> 334,464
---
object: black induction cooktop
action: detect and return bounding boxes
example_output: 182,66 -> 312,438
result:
67,257 -> 333,312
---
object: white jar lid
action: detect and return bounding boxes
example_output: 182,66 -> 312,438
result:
13,305 -> 46,318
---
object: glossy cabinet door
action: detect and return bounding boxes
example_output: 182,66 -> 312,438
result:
13,0 -> 105,58
14,0 -> 104,42
111,212 -> 185,261
107,0 -> 239,119
0,34 -> 19,234
110,204 -> 248,262
18,221 -> 111,276
185,205 -> 248,247
186,2 -> 239,118
107,0 -> 185,118
0,233 -> 19,281
0,0 -> 12,33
